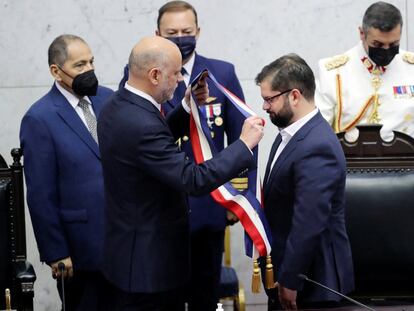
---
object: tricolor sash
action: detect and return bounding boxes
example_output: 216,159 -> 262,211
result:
188,70 -> 273,259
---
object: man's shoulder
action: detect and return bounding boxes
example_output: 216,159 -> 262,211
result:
25,85 -> 60,116
196,54 -> 235,71
396,50 -> 414,67
95,85 -> 114,100
318,45 -> 358,72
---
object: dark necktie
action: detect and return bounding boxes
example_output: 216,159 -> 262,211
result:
78,98 -> 98,143
172,67 -> 188,104
264,134 -> 282,184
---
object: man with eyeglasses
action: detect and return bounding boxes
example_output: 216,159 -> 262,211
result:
119,2 -> 246,310
316,1 -> 414,142
256,54 -> 354,310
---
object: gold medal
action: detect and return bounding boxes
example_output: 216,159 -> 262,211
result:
214,116 -> 223,126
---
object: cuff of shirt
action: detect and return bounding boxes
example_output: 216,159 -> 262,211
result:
181,99 -> 191,113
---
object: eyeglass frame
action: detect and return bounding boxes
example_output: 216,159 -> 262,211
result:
263,89 -> 293,104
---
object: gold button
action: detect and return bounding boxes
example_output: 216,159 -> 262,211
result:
182,135 -> 189,142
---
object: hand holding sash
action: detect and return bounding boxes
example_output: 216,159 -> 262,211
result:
184,71 -> 209,109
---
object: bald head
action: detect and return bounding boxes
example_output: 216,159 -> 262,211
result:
127,36 -> 183,104
128,36 -> 181,76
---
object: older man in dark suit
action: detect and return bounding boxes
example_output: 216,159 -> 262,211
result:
256,54 -> 354,310
119,4 -> 247,308
98,36 -> 264,311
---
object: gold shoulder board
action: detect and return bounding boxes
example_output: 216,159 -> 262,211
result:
324,54 -> 349,71
402,52 -> 414,64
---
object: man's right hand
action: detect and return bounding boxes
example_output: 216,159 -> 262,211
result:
50,256 -> 73,279
239,116 -> 265,150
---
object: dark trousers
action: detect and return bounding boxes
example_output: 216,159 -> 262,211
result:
100,279 -> 185,311
57,270 -> 105,311
187,229 -> 225,311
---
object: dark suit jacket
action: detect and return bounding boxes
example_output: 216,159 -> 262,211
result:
120,53 -> 245,232
20,84 -> 113,270
97,87 -> 255,293
263,111 -> 354,302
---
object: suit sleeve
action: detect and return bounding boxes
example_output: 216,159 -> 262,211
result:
133,120 -> 255,196
277,143 -> 344,289
20,114 -> 69,264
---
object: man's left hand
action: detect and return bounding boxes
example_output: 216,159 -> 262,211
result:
278,284 -> 297,310
184,72 -> 209,108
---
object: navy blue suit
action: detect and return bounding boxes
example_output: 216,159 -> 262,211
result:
120,53 -> 246,310
263,112 -> 354,306
97,86 -> 254,299
20,83 -> 113,309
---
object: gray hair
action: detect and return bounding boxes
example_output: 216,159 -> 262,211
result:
48,34 -> 86,66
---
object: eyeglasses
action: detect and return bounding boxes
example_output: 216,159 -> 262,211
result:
263,89 -> 292,104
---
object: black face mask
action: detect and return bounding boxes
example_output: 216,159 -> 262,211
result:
166,36 -> 196,61
368,45 -> 399,66
59,67 -> 99,97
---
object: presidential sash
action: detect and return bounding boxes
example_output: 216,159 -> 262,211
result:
188,70 -> 275,291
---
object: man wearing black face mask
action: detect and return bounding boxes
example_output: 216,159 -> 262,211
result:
316,1 -> 414,142
20,34 -> 113,310
119,2 -> 246,311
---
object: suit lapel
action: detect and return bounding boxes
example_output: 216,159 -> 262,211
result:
52,85 -> 100,159
264,112 -> 323,198
264,134 -> 282,183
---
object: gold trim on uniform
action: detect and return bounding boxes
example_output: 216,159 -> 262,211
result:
325,54 -> 349,71
205,96 -> 217,104
210,131 -> 215,138
403,52 -> 414,64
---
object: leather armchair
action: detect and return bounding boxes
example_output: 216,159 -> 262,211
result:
339,125 -> 414,300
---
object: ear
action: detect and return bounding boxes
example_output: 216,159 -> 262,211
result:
195,27 -> 201,40
290,89 -> 302,106
50,64 -> 62,81
155,29 -> 161,36
148,67 -> 161,85
358,26 -> 365,41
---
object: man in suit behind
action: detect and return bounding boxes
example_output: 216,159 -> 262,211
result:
120,3 -> 247,308
98,36 -> 264,311
255,54 -> 354,310
20,34 -> 113,310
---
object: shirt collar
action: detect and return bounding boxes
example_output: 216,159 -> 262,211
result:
280,108 -> 318,139
55,81 -> 91,108
124,82 -> 161,111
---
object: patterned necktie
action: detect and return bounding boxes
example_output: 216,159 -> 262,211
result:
78,98 -> 98,143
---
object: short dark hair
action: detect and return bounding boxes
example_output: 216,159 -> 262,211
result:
48,34 -> 86,67
157,1 -> 198,30
255,53 -> 315,101
362,1 -> 403,33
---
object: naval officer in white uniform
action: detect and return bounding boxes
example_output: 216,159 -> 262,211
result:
316,1 -> 414,142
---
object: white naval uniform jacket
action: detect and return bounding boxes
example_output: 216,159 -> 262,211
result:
316,41 -> 414,142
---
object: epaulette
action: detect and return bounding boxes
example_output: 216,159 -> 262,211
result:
324,54 -> 349,71
402,52 -> 414,64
